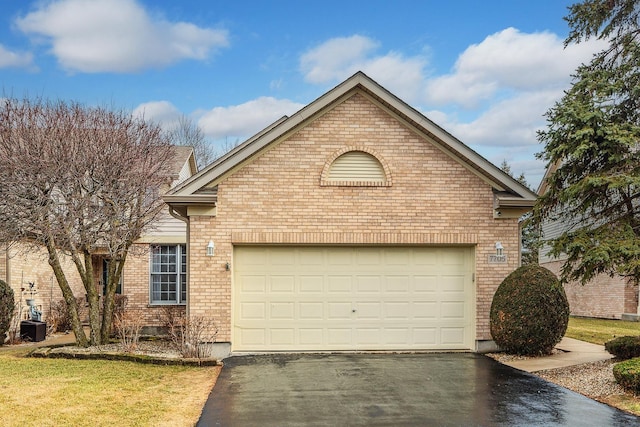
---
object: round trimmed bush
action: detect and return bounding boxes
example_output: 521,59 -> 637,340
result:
0,279 -> 15,345
613,358 -> 640,392
490,264 -> 569,355
605,336 -> 640,360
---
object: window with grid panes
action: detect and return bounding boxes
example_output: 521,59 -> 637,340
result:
150,244 -> 186,304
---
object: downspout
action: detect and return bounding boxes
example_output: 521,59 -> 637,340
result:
168,207 -> 190,316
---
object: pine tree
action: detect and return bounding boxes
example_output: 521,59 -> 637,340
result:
534,0 -> 640,283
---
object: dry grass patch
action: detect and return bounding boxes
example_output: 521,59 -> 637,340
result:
0,348 -> 220,427
566,317 -> 640,345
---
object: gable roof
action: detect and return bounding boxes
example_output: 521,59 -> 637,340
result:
165,72 -> 537,212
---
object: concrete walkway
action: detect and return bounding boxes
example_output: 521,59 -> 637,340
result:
0,329 -> 83,352
499,337 -> 613,372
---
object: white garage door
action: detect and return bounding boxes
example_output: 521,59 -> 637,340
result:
233,246 -> 475,352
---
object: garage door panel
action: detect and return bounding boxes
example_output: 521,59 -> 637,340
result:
299,302 -> 323,319
240,329 -> 266,346
328,302 -> 352,319
234,246 -> 474,351
414,276 -> 438,292
328,328 -> 352,345
300,276 -> 323,292
385,302 -> 410,319
328,276 -> 351,292
270,276 -> 295,292
356,276 -> 381,292
441,276 -> 466,292
299,329 -> 323,344
241,302 -> 266,319
356,328 -> 381,345
441,327 -> 466,345
357,302 -> 381,318
357,250 -> 381,265
241,276 -> 266,293
385,276 -> 410,292
413,328 -> 437,345
441,302 -> 466,319
384,328 -> 410,344
270,302 -> 294,319
328,250 -> 352,265
413,302 -> 438,319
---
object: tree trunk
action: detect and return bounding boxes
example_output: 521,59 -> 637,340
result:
100,253 -> 127,343
45,240 -> 88,347
83,252 -> 102,345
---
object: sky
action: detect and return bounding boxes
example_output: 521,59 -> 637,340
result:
0,0 -> 608,188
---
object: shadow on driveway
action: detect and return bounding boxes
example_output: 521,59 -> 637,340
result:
198,353 -> 640,426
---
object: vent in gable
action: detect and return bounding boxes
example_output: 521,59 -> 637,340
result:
327,151 -> 385,182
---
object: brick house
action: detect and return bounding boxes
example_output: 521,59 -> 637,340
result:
538,169 -> 639,320
165,72 -> 536,356
0,146 -> 197,331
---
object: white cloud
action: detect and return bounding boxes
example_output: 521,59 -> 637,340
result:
300,35 -> 427,102
132,100 -> 182,129
15,0 -> 229,73
441,90 -> 561,147
425,27 -> 606,108
0,44 -> 34,69
197,97 -> 304,140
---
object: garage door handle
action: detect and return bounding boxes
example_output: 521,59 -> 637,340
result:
352,309 -> 356,313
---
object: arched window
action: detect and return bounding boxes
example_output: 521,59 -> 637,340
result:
321,149 -> 391,186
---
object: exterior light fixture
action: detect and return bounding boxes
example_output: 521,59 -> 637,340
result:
206,240 -> 215,256
495,242 -> 504,256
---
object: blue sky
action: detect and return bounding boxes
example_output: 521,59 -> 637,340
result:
0,0 -> 607,187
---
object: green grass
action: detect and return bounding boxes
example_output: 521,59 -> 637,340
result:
0,347 -> 220,427
566,316 -> 640,345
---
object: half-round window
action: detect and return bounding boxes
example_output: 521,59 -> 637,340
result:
321,149 -> 391,187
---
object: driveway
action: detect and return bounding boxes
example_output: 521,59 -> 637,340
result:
197,353 -> 640,426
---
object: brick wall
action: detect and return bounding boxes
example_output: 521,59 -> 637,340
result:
121,244 -> 185,329
187,93 -> 520,344
2,244 -> 84,323
543,259 -> 638,319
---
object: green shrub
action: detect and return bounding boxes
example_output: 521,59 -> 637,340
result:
613,358 -> 640,392
490,264 -> 569,355
605,336 -> 640,360
0,279 -> 15,345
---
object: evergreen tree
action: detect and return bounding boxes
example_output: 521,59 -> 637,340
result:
534,0 -> 640,283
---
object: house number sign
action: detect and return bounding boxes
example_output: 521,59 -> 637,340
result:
488,254 -> 507,264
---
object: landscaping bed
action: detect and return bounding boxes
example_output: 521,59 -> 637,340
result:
29,340 -> 219,366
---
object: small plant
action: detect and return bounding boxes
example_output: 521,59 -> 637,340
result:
490,264 -> 569,355
0,279 -> 15,345
48,299 -> 72,333
110,294 -> 129,337
113,300 -> 142,353
605,336 -> 640,360
613,358 -> 640,392
162,307 -> 218,359
48,297 -> 89,334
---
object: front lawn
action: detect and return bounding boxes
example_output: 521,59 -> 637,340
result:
566,317 -> 640,345
0,347 -> 220,427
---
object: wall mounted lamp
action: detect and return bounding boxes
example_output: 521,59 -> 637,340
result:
206,240 -> 215,257
495,242 -> 504,256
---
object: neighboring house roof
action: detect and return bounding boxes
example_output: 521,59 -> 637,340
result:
536,160 -> 559,196
165,72 -> 537,215
168,146 -> 197,183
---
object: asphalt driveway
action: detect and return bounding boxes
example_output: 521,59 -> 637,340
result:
197,353 -> 640,426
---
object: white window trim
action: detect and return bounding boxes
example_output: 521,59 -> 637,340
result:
149,244 -> 187,305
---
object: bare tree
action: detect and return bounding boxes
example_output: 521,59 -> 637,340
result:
169,115 -> 215,169
0,97 -> 173,346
